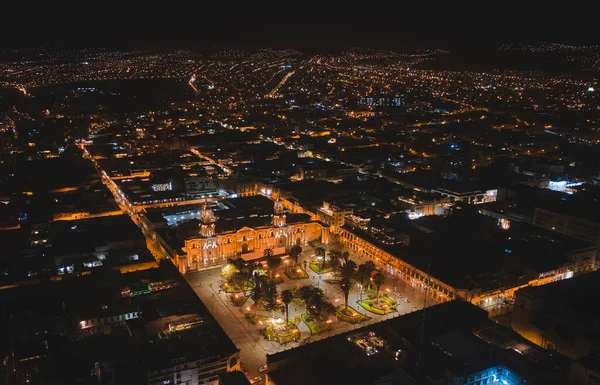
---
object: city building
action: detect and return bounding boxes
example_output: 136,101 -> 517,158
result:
167,195 -> 328,273
533,207 -> 600,245
338,208 -> 597,313
570,355 -> 600,385
265,300 -> 570,385
512,270 -> 600,359
0,262 -> 240,385
184,176 -> 219,199
317,201 -> 353,231
296,161 -> 327,181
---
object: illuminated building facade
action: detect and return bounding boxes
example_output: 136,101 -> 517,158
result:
317,201 -> 353,231
177,195 -> 328,273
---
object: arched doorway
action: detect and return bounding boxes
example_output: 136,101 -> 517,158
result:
241,243 -> 249,253
296,237 -> 301,246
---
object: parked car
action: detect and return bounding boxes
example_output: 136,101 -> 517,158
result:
250,377 -> 262,384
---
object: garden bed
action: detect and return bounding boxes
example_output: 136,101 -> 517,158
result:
292,298 -> 306,307
246,314 -> 271,326
264,322 -> 300,344
229,294 -> 248,307
309,261 -> 333,275
357,296 -> 397,315
221,282 -> 244,293
254,299 -> 283,312
301,314 -> 331,335
284,266 -> 309,280
336,305 -> 371,323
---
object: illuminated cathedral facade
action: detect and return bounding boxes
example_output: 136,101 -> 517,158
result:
177,195 -> 328,273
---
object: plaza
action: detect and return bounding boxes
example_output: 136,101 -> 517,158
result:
185,243 -> 440,380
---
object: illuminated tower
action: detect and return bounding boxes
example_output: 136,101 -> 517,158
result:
273,192 -> 286,227
200,202 -> 216,238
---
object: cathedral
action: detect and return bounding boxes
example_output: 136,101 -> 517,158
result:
175,194 -> 328,274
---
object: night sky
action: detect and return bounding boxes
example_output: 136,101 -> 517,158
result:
1,3 -> 598,51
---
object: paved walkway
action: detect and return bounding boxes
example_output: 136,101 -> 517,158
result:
185,245 -> 442,380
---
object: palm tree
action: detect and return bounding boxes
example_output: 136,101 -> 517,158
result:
290,245 -> 302,266
263,247 -> 273,258
357,263 -> 367,300
307,287 -> 325,318
357,264 -> 367,287
364,261 -> 376,289
280,289 -> 294,323
298,285 -> 314,314
339,278 -> 352,314
341,260 -> 357,280
373,272 -> 385,299
329,250 -> 341,270
341,251 -> 350,265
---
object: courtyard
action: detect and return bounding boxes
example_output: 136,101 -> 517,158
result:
185,243 -> 439,380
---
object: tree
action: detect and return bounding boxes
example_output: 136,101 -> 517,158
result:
341,251 -> 350,265
357,264 -> 367,300
339,278 -> 353,314
263,247 -> 273,258
314,299 -> 335,319
225,258 -> 246,280
315,246 -> 326,270
227,258 -> 246,271
290,245 -> 302,266
280,289 -> 294,323
329,250 -> 341,270
298,285 -> 314,313
240,261 -> 256,277
373,272 -> 385,299
230,271 -> 246,292
310,287 -> 324,304
265,281 -> 278,308
340,260 -> 357,280
357,264 -> 367,287
250,276 -> 263,315
364,261 -> 376,289
266,256 -> 282,278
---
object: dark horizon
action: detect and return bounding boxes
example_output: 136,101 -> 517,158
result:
2,4 -> 599,52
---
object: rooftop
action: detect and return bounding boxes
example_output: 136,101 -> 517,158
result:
0,262 -> 237,382
267,300 -> 568,385
345,207 -> 594,290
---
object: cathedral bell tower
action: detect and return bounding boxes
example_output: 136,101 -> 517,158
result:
200,202 -> 216,238
273,192 -> 286,227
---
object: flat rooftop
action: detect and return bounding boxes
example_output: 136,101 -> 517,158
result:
346,207 -> 594,291
0,262 -> 237,379
266,300 -> 568,385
